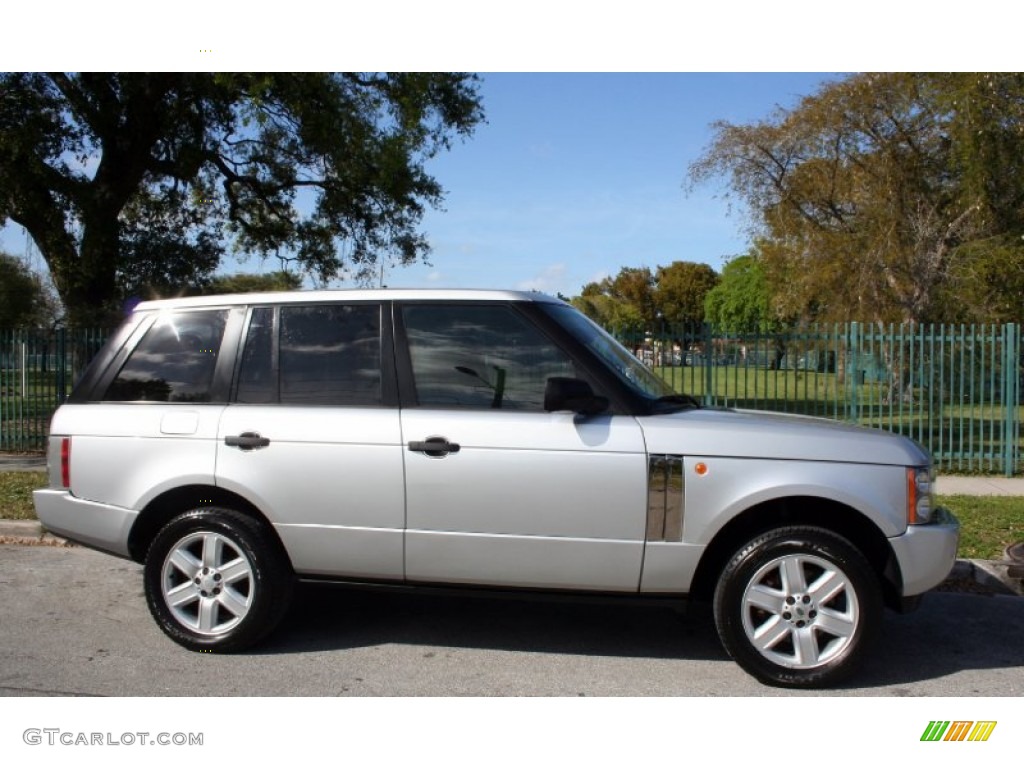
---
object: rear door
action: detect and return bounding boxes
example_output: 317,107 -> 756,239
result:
215,302 -> 405,581
397,302 -> 648,592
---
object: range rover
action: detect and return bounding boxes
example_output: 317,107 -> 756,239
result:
33,290 -> 959,687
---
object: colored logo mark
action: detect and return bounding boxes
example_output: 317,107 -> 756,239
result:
921,721 -> 997,742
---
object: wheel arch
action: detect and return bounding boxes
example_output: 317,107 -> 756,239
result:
689,496 -> 903,609
127,484 -> 289,567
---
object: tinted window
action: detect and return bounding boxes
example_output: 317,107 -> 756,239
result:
236,304 -> 382,406
403,304 -> 577,410
542,303 -> 676,400
235,307 -> 274,404
105,310 -> 229,402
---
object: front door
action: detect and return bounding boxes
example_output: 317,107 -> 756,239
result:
398,303 -> 648,592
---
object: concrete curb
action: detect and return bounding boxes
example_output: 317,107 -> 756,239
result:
0,519 -> 68,545
0,519 -> 45,537
968,559 -> 1024,596
0,455 -> 46,471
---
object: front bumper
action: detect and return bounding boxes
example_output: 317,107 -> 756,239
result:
888,506 -> 960,596
33,488 -> 138,559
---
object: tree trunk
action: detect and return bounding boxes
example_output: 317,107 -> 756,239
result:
65,215 -> 121,328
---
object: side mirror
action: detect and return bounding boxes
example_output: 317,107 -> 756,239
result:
544,377 -> 609,416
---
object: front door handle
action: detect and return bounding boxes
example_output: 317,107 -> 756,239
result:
408,437 -> 460,457
225,432 -> 271,451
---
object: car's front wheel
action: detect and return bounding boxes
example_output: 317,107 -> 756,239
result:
713,526 -> 881,688
143,507 -> 293,652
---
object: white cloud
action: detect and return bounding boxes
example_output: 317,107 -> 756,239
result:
517,263 -> 568,294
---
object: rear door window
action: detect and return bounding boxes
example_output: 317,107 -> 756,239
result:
236,304 -> 382,406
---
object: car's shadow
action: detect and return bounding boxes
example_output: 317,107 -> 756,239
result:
855,591 -> 1024,689
261,583 -> 727,662
256,583 -> 1024,690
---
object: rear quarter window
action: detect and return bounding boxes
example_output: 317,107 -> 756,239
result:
103,310 -> 229,402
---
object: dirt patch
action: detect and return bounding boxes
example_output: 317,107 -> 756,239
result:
0,535 -> 74,547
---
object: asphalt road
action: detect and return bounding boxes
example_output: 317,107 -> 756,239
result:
1,544 -> 1022,697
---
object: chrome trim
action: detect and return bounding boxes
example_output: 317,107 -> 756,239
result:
647,455 -> 684,542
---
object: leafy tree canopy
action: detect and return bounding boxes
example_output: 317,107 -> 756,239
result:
201,271 -> 303,295
0,73 -> 484,325
689,73 -> 1024,325
654,260 -> 719,326
941,234 -> 1024,324
703,252 -> 773,333
571,261 -> 719,332
572,267 -> 655,333
0,252 -> 59,327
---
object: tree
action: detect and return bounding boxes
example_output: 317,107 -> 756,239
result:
941,235 -> 1024,323
572,262 -> 719,332
934,74 -> 1024,322
703,253 -> 772,333
937,73 -> 1024,237
654,261 -> 719,327
0,73 -> 484,325
570,286 -> 644,333
0,252 -> 59,327
689,73 -> 1024,325
570,267 -> 655,333
605,266 -> 657,329
570,290 -> 628,330
703,251 -> 794,370
202,271 -> 303,295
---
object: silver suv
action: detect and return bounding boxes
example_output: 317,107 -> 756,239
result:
34,290 -> 959,687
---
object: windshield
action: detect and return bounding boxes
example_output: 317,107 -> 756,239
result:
542,303 -> 681,403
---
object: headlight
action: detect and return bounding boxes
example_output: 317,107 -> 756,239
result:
907,467 -> 935,524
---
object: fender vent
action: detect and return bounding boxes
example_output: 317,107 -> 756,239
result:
647,455 -> 684,542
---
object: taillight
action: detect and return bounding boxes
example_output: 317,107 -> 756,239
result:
60,437 -> 71,489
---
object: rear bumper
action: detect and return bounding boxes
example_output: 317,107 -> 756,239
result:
888,507 -> 960,596
32,488 -> 137,559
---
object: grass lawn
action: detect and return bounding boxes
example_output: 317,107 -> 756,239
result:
0,471 -> 1020,560
0,471 -> 47,520
941,496 -> 1023,560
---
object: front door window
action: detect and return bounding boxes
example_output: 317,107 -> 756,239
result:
402,304 -> 577,410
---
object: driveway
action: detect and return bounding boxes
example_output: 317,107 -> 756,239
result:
0,544 -> 1022,696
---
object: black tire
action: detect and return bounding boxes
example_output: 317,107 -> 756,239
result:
713,526 -> 881,688
143,507 -> 293,653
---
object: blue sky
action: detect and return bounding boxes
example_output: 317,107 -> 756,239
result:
390,72 -> 837,296
1,72 -> 839,298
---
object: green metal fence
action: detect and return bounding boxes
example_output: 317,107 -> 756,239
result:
0,328 -> 108,452
1,322 -> 1021,474
617,322 -> 1022,476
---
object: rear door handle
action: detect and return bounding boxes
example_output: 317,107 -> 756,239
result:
225,432 -> 271,451
408,437 -> 460,457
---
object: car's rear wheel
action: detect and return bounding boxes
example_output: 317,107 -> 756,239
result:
143,507 -> 293,652
713,526 -> 881,688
